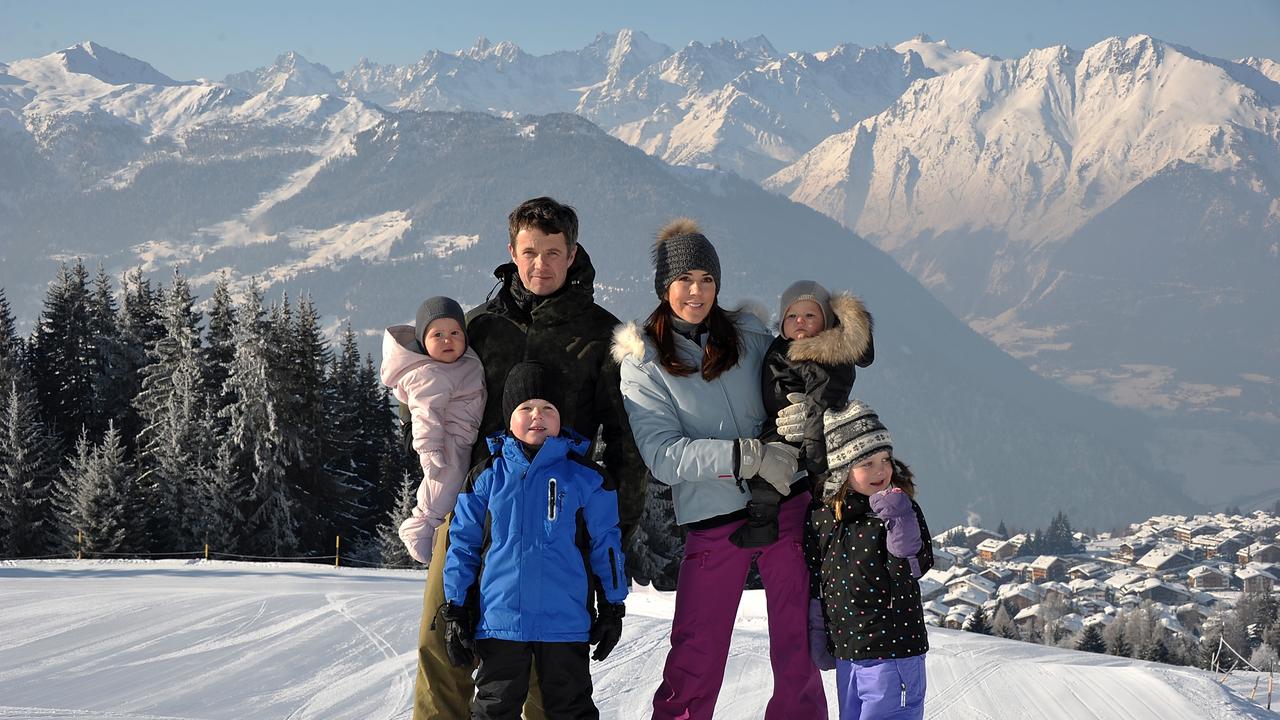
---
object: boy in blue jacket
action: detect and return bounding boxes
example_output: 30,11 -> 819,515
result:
442,361 -> 628,720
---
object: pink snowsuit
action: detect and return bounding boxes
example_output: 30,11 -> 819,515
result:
380,324 -> 486,565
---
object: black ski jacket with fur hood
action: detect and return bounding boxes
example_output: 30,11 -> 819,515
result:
760,292 -> 874,477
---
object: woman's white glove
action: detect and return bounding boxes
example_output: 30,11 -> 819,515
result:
776,392 -> 811,443
737,439 -> 801,494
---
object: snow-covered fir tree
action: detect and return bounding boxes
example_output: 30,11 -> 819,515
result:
114,268 -> 165,450
325,324 -> 371,538
354,352 -> 401,539
1076,623 -> 1106,653
26,261 -> 98,446
0,289 -> 20,374
202,272 -> 237,430
626,476 -> 683,590
966,603 -> 993,635
277,295 -> 347,550
0,375 -> 63,558
376,470 -> 418,567
133,270 -> 205,551
87,265 -> 134,445
220,280 -> 296,556
194,432 -> 245,553
993,603 -> 1019,640
54,424 -> 136,555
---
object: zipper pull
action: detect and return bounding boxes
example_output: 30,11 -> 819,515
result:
900,682 -> 907,708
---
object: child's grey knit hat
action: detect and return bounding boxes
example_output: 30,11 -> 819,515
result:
822,399 -> 893,499
779,280 -> 834,329
415,296 -> 466,350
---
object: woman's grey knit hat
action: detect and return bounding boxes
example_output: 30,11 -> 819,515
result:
653,218 -> 721,299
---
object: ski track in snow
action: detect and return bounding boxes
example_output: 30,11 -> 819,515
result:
1,560 -> 1273,720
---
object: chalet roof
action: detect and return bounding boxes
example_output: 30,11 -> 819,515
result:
1030,555 -> 1065,570
1187,565 -> 1229,579
1236,566 -> 1278,581
1068,578 -> 1106,594
1136,545 -> 1192,569
943,584 -> 991,607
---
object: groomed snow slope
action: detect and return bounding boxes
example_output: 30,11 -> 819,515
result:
0,561 -> 1271,719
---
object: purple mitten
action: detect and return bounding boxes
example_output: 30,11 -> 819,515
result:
808,599 -> 836,671
869,488 -> 923,577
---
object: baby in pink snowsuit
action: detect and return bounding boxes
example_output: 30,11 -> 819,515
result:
380,296 -> 486,565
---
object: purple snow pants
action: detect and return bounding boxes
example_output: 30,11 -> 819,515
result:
652,493 -> 827,720
833,655 -> 926,720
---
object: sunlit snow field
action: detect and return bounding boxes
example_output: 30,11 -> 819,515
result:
0,560 -> 1272,719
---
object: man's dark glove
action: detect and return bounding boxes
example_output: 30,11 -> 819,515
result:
590,602 -> 626,661
441,601 -> 476,668
729,479 -> 783,548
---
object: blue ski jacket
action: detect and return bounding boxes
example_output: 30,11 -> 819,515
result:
444,429 -> 628,643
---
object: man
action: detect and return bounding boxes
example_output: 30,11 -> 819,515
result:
413,196 -> 646,720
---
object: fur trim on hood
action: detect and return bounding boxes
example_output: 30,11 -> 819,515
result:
657,218 -> 701,244
610,302 -> 771,365
786,292 -> 873,365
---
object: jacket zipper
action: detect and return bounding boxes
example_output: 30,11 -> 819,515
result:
547,478 -> 557,521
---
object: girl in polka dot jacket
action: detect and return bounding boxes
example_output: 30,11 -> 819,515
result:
805,400 -> 933,720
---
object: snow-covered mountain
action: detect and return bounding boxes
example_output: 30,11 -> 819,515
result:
224,51 -> 343,97
1,560 -> 1272,719
209,30 -> 939,181
765,35 -> 1280,430
0,41 -> 1197,526
893,33 -> 988,74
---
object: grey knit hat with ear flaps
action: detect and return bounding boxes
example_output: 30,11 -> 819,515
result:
652,218 -> 722,299
779,280 -> 834,330
822,399 -> 893,499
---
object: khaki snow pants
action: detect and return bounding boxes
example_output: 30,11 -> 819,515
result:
412,513 -> 547,720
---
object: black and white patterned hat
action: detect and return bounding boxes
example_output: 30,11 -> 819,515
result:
822,399 -> 893,498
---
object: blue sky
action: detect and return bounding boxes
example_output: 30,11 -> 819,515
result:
4,0 -> 1278,80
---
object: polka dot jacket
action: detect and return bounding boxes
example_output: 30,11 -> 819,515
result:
805,490 -> 933,660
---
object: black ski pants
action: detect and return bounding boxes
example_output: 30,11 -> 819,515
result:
471,639 -> 598,720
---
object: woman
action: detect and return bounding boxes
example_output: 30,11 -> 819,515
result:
612,218 -> 827,719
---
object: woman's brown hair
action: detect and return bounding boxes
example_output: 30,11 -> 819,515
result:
643,300 -> 742,381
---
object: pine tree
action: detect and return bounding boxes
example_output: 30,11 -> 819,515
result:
1138,635 -> 1170,664
993,603 -> 1019,640
114,268 -> 165,448
1106,629 -> 1131,658
996,520 -> 1008,538
277,295 -> 343,551
0,289 -> 19,373
627,476 -> 684,590
221,280 -> 296,556
54,424 -> 135,555
1076,624 -> 1106,653
0,375 -> 63,557
193,433 -> 244,554
377,470 -> 417,567
966,604 -> 993,635
134,270 -> 204,551
86,265 -> 134,445
202,272 -> 237,428
26,261 -> 98,446
352,353 -> 400,543
1044,511 -> 1076,554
